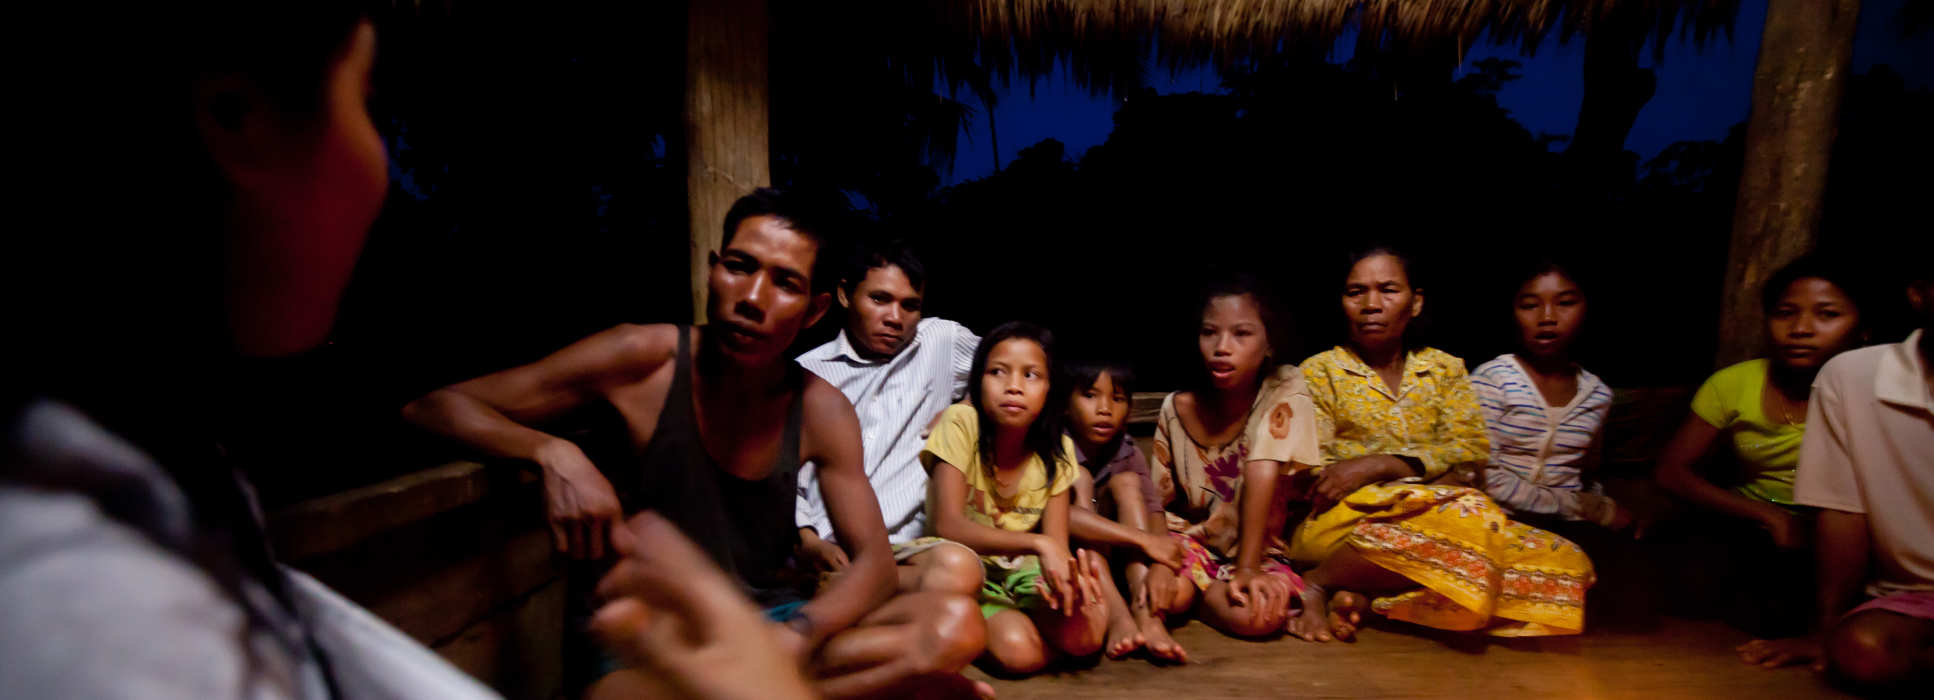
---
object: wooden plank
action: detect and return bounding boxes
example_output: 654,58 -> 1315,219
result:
1129,392 -> 1165,427
293,500 -> 563,646
685,0 -> 771,322
1716,0 -> 1859,367
435,579 -> 567,700
270,460 -> 522,561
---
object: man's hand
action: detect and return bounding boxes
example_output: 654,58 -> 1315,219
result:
1139,532 -> 1184,570
1736,636 -> 1825,670
535,439 -> 623,559
797,530 -> 850,574
592,513 -> 814,700
1311,455 -> 1410,509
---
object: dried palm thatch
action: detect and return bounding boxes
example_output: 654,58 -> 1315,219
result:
936,1 -> 1740,65
969,0 -> 1739,49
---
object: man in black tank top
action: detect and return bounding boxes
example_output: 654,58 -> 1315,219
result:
407,189 -> 990,699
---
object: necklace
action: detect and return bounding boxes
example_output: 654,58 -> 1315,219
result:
1772,386 -> 1803,425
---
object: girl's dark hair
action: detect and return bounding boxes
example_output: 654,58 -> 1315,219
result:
967,322 -> 1064,484
1339,244 -> 1428,351
1761,254 -> 1866,318
1193,272 -> 1294,389
1507,257 -> 1589,301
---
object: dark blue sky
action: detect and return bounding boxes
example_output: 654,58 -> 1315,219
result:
945,0 -> 1930,185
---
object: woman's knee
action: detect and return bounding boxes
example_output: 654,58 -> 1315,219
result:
1825,612 -> 1918,689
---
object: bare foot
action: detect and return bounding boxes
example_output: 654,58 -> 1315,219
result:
1105,610 -> 1145,658
1136,610 -> 1189,662
1327,590 -> 1367,642
1287,585 -> 1338,642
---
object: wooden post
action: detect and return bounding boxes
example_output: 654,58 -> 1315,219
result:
685,0 -> 770,323
1716,0 -> 1860,366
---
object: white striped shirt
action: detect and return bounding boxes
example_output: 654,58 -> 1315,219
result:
795,318 -> 979,544
1470,354 -> 1617,523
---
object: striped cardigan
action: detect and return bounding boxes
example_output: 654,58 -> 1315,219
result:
1469,355 -> 1617,524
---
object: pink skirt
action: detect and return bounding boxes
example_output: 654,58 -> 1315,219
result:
1848,590 -> 1934,621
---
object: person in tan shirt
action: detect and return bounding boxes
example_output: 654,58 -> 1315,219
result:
1739,268 -> 1934,694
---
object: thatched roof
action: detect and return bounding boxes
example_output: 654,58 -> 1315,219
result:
938,0 -> 1740,58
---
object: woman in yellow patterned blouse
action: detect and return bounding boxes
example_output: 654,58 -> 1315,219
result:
1287,247 -> 1596,641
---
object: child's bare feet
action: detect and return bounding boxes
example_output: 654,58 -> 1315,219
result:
1288,585 -> 1367,642
1105,610 -> 1145,658
1137,613 -> 1189,662
1327,590 -> 1367,642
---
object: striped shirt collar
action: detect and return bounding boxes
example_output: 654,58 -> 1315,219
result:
824,326 -> 923,366
1501,354 -> 1607,417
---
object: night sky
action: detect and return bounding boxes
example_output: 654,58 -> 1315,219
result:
945,0 -> 1931,186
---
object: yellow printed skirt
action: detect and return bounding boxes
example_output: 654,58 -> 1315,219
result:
1288,483 -> 1595,636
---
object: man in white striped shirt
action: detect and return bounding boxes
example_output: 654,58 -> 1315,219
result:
796,240 -> 985,595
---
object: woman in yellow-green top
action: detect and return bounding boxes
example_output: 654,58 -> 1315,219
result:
1654,255 -> 1867,637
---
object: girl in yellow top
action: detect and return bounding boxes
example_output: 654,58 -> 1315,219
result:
1653,256 -> 1866,637
1289,247 -> 1596,640
923,322 -> 1106,674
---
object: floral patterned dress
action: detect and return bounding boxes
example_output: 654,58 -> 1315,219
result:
1149,365 -> 1321,590
1291,346 -> 1597,636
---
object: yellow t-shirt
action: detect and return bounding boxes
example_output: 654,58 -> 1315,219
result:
920,404 -> 1077,537
1690,359 -> 1804,506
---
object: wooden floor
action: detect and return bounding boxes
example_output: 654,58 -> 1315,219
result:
962,616 -> 1851,699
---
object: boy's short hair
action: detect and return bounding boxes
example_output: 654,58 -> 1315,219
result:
1061,358 -> 1137,398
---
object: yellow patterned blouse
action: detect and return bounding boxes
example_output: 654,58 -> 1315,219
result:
1300,346 -> 1490,479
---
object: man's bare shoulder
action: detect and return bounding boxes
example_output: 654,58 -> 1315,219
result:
799,372 -> 861,451
586,323 -> 683,379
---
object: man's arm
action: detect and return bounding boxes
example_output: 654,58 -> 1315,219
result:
402,323 -> 678,558
793,377 -> 894,651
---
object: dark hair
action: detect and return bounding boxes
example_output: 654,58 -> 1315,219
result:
721,187 -> 846,293
967,322 -> 1064,485
843,238 -> 927,294
1342,245 -> 1421,290
1507,257 -> 1588,302
1339,244 -> 1428,350
1760,254 -> 1866,318
1193,272 -> 1294,384
1061,358 -> 1137,399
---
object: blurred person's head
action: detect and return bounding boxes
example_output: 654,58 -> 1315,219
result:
17,2 -> 381,456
